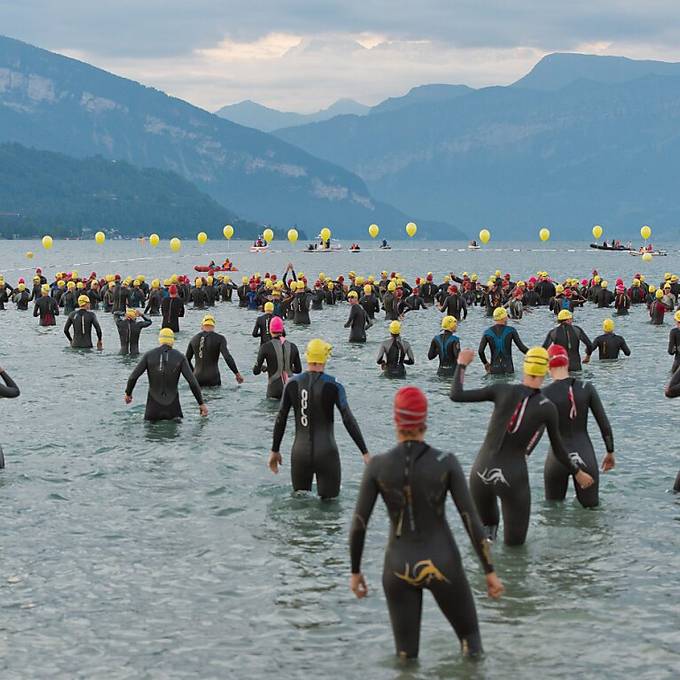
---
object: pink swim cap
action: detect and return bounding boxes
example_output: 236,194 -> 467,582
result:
270,316 -> 284,334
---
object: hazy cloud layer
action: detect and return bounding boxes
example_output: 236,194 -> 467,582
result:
3,2 -> 680,111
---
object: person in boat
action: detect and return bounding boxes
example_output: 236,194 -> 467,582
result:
603,240 -> 609,249
381,239 -> 388,248
208,260 -> 216,269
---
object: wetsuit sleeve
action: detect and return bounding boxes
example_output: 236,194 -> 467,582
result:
335,382 -> 368,454
271,382 -> 293,452
291,345 -> 302,374
376,342 -> 386,365
427,338 -> 439,361
542,329 -> 554,349
344,305 -> 356,328
666,367 -> 680,398
0,370 -> 20,398
477,334 -> 489,366
32,303 -> 39,317
404,341 -> 415,365
620,337 -> 631,356
578,327 -> 594,354
219,336 -> 239,374
512,328 -> 529,354
125,355 -> 148,396
139,316 -> 152,328
185,341 -> 194,369
64,314 -> 73,342
349,459 -> 379,574
587,383 -> 614,453
92,316 -> 103,341
544,403 -> 581,473
450,365 -> 496,402
451,339 -> 461,363
253,344 -> 266,374
668,330 -> 677,356
462,298 -> 468,319
180,356 -> 204,405
252,319 -> 261,338
447,455 -> 494,574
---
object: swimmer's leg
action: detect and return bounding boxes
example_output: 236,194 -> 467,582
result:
500,482 -> 531,546
290,447 -> 313,492
469,470 -> 500,540
544,451 -> 569,501
382,571 -> 423,659
314,449 -> 341,500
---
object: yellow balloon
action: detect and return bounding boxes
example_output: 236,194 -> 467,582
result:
641,225 -> 652,240
320,227 -> 332,241
592,225 -> 603,240
197,231 -> 208,244
479,229 -> 491,244
539,227 -> 550,242
25,251 -> 34,259
406,222 -> 417,237
95,231 -> 106,245
287,228 -> 299,243
263,228 -> 274,242
42,235 -> 53,250
223,224 -> 234,240
149,233 -> 160,247
368,223 -> 379,238
170,237 -> 181,252
642,252 -> 653,262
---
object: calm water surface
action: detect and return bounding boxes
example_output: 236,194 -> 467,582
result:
0,240 -> 679,679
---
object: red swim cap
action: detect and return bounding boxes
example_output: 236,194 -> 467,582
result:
169,284 -> 178,296
548,344 -> 569,368
394,386 -> 428,429
270,316 -> 284,334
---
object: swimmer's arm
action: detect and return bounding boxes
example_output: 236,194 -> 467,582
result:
252,319 -> 261,338
32,303 -> 39,317
291,345 -> 302,374
92,316 -> 103,341
450,339 -> 460,363
544,405 -> 582,473
344,305 -> 355,328
427,338 -> 438,361
375,342 -> 386,365
349,461 -> 379,574
180,357 -> 205,406
542,330 -> 554,349
253,344 -> 266,375
448,456 -> 494,574
271,384 -> 292,452
665,367 -> 680,398
185,342 -> 194,370
513,329 -> 529,354
125,355 -> 147,397
668,331 -> 676,356
336,384 -> 369,455
477,334 -> 489,367
620,337 -> 631,357
63,315 -> 73,342
578,327 -> 594,355
403,342 -> 415,365
0,370 -> 20,398
588,384 -> 614,453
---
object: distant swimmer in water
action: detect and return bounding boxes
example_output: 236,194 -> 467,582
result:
667,311 -> 680,373
161,284 -> 185,332
253,316 -> 302,399
586,319 -> 631,361
542,310 -> 593,371
664,367 -> 680,491
185,314 -> 244,388
125,328 -> 207,421
451,347 -> 594,545
428,315 -> 461,377
0,364 -> 20,469
376,321 -> 414,378
345,291 -> 371,343
64,295 -> 103,350
349,386 -> 504,660
478,307 -> 528,375
268,338 -> 369,499
33,284 -> 59,326
543,344 -> 615,508
252,302 -> 276,345
114,308 -> 152,356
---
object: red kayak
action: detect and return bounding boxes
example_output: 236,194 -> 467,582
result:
194,265 -> 239,273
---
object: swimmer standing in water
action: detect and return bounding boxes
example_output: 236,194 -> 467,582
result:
0,364 -> 20,469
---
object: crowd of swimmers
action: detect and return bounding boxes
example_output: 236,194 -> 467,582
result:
1,261 -> 680,661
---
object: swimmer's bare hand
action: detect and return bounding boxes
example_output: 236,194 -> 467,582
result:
199,404 -> 208,417
575,469 -> 594,488
97,341 -> 103,351
601,452 -> 615,472
350,573 -> 368,599
362,453 -> 371,465
486,572 -> 504,599
269,451 -> 282,474
457,348 -> 475,366
582,354 -> 590,364
124,394 -> 132,404
235,372 -> 244,384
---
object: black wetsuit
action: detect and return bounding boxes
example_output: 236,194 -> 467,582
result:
0,369 -> 20,468
33,295 -> 59,326
64,309 -> 103,348
292,292 -> 312,325
114,312 -> 152,355
190,287 -> 208,309
345,304 -> 370,343
271,371 -> 367,499
145,290 -> 163,316
590,333 -> 631,360
185,331 -> 239,387
665,369 -> 680,491
14,290 -> 30,310
478,324 -> 528,375
376,337 -> 414,378
543,323 -> 593,372
542,377 -> 613,507
161,297 -> 185,332
450,365 -> 582,545
252,313 -> 274,345
360,294 -> 380,320
382,292 -> 399,321
440,294 -> 468,321
349,441 -> 494,659
126,345 -> 204,421
253,338 -> 302,399
668,327 -> 680,372
428,331 -> 460,376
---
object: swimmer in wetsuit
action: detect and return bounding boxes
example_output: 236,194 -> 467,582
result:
664,367 -> 680,491
268,338 -> 369,499
33,284 -> 59,326
478,307 -> 528,375
114,308 -> 152,356
64,295 -> 103,350
253,317 -> 302,399
451,347 -> 594,545
345,291 -> 371,343
667,311 -> 680,372
0,364 -> 20,469
428,316 -> 461,377
161,285 -> 185,332
543,344 -> 616,507
349,386 -> 504,660
125,328 -> 208,421
252,302 -> 276,345
376,321 -> 414,378
586,319 -> 631,361
185,314 -> 244,387
542,309 -> 593,371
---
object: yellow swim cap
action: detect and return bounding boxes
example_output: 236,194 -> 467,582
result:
57,280 -> 65,288
126,308 -> 137,319
632,279 -> 640,287
348,291 -> 358,299
494,270 -> 501,278
524,346 -> 549,377
242,276 -> 249,284
133,279 -> 140,286
493,307 -> 508,322
675,310 -> 680,323
151,279 -> 160,288
264,302 -> 274,313
18,283 -> 26,291
557,309 -> 573,321
555,284 -> 564,294
327,281 -> 334,290
387,281 -> 397,292
319,272 -> 326,281
77,295 -> 90,307
389,320 -> 401,335
159,328 -> 175,345
41,284 -> 50,293
594,275 -> 601,284
363,284 -> 372,295
306,338 -> 332,364
195,278 -> 203,288
656,289 -> 664,299
648,285 -> 656,293
471,274 -> 478,282
356,276 -> 364,286
443,275 -> 451,282
77,282 -> 84,289
206,276 -> 214,285
603,319 -> 615,333
202,314 -> 216,327
442,316 -> 457,331
601,280 -> 608,289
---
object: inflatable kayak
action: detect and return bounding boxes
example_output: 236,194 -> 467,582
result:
629,250 -> 668,257
249,245 -> 270,253
194,265 -> 238,272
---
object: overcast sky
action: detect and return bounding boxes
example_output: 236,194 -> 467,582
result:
3,1 -> 680,112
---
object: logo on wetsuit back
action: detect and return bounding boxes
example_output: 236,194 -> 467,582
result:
394,559 -> 450,587
477,467 -> 510,486
568,451 -> 585,467
300,388 -> 309,427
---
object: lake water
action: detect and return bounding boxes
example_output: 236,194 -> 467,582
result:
1,239 -> 679,679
